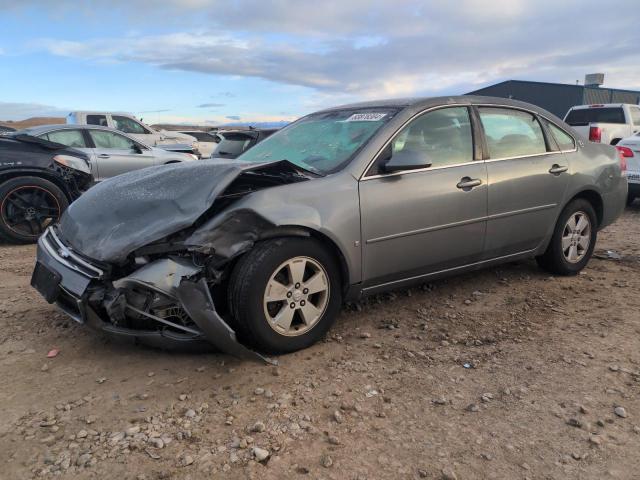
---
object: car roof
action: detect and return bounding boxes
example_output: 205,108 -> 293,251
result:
568,103 -> 630,110
19,124 -> 128,135
315,95 -> 567,124
319,95 -> 546,111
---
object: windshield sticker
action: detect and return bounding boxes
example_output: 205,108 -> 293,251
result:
344,113 -> 387,122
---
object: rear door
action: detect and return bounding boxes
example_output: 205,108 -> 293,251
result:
359,106 -> 487,289
86,129 -> 154,180
477,107 -> 570,259
38,129 -> 97,177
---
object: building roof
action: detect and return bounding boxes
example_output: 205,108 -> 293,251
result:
468,79 -> 640,96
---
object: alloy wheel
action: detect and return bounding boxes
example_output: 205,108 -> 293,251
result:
263,256 -> 330,336
1,186 -> 61,238
561,211 -> 591,263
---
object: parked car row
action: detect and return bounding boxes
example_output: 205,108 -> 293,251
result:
28,96 -> 628,359
0,112 -> 279,240
563,103 -> 640,204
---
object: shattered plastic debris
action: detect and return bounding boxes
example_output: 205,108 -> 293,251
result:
463,363 -> 474,369
46,349 -> 59,358
594,250 -> 622,260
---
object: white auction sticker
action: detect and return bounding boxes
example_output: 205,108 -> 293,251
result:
344,113 -> 387,122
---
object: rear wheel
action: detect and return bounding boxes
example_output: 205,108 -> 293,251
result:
0,176 -> 68,243
228,237 -> 342,354
536,199 -> 597,275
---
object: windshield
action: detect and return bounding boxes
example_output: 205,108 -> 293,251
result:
565,107 -> 625,126
237,108 -> 398,174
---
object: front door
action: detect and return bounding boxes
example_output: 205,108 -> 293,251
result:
87,129 -> 154,180
477,107 -> 570,258
359,106 -> 488,290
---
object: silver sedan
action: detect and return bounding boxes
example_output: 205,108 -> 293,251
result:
19,125 -> 197,181
31,96 -> 627,359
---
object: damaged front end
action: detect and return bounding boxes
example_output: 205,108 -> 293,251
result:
32,160 -> 314,362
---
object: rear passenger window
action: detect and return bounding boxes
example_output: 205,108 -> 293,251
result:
390,106 -> 473,168
478,108 -> 547,158
87,115 -> 108,127
545,122 -> 575,151
41,129 -> 87,148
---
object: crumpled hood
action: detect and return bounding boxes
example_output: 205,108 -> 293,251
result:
58,159 -> 274,263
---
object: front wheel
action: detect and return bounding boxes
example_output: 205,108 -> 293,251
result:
0,176 -> 69,243
228,237 -> 342,354
536,199 -> 597,275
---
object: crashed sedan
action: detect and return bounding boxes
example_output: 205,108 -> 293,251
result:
31,96 -> 627,361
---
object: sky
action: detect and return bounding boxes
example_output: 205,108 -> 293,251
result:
0,0 -> 639,125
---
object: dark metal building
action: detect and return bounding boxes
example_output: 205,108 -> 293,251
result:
466,80 -> 640,119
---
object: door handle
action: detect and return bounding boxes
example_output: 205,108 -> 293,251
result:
456,177 -> 482,190
97,154 -> 110,159
549,164 -> 568,175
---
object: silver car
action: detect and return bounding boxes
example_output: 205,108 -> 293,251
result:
30,96 -> 627,360
19,125 -> 197,181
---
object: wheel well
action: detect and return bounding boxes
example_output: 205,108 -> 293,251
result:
570,190 -> 603,227
259,226 -> 351,294
0,171 -> 73,201
610,138 -> 621,146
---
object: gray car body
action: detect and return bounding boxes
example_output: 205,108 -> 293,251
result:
31,96 -> 627,360
19,124 -> 196,181
208,95 -> 626,297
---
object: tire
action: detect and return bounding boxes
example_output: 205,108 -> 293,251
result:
536,199 -> 597,276
0,176 -> 69,244
228,237 -> 342,354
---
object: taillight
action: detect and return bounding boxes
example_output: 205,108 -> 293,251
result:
589,126 -> 602,142
615,146 -> 632,172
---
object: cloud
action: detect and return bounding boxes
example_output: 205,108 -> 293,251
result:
197,103 -> 225,108
139,109 -> 172,113
0,101 -> 69,121
225,115 -> 241,120
12,0 -> 640,103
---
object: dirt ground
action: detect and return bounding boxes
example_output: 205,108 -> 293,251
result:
1,206 -> 639,480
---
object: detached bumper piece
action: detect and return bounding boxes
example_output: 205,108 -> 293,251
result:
31,227 -> 270,363
176,279 -> 272,364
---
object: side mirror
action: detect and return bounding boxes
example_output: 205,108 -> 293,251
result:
383,149 -> 432,173
132,143 -> 143,154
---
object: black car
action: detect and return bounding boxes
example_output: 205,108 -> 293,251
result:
0,135 -> 93,243
211,128 -> 278,159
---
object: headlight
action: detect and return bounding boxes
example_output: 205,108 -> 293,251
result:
53,154 -> 91,174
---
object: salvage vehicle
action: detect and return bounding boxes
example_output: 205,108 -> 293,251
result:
16,125 -> 198,182
31,96 -> 627,360
177,130 -> 220,158
211,128 -> 278,160
0,134 -> 92,243
614,135 -> 640,204
67,111 -> 201,156
564,103 -> 640,145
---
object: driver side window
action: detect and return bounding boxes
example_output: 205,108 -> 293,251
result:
390,107 -> 474,169
89,130 -> 137,150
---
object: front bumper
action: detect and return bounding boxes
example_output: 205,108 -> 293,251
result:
31,228 -> 270,362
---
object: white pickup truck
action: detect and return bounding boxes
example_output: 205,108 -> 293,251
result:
564,103 -> 640,145
67,111 -> 201,156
